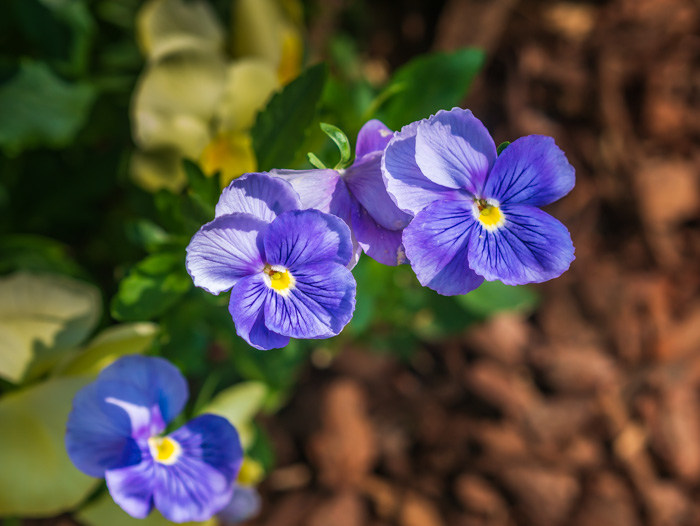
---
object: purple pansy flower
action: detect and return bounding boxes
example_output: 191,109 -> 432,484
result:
271,119 -> 412,266
382,107 -> 575,296
186,172 -> 356,350
65,355 -> 243,523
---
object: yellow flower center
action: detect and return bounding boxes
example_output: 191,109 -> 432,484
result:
148,436 -> 181,465
264,264 -> 295,295
475,199 -> 506,230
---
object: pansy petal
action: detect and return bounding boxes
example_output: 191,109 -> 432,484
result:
345,151 -> 412,231
187,213 -> 267,295
382,119 -> 464,216
153,414 -> 242,523
229,274 -> 290,350
351,205 -> 405,266
467,204 -> 575,285
96,356 -> 188,427
483,135 -> 575,206
269,171 -> 363,266
355,119 -> 393,158
99,384 -> 166,440
264,262 -> 356,339
403,199 -> 484,296
105,456 -> 155,519
264,210 -> 353,269
270,168 -> 340,213
218,485 -> 262,524
414,108 -> 496,196
66,382 -> 142,477
215,172 -> 301,221
326,182 -> 362,269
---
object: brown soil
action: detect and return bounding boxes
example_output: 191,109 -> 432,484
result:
249,1 -> 700,525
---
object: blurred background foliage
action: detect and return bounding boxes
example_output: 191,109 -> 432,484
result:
0,0 -> 535,523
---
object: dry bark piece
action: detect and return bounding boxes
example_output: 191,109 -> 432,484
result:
361,476 -> 401,520
308,379 -> 377,489
463,360 -> 541,418
454,474 -> 507,518
254,492 -> 319,526
470,422 -> 529,461
571,472 -> 641,526
466,314 -> 531,365
646,385 -> 700,483
533,344 -> 619,394
399,492 -> 444,526
523,397 -> 598,445
497,465 -> 579,526
642,482 -> 692,526
307,492 -> 368,526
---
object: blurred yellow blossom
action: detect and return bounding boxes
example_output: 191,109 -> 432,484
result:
130,0 -> 303,192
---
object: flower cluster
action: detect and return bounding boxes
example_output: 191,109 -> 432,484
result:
65,355 -> 243,523
186,107 -> 575,350
67,107 -> 576,523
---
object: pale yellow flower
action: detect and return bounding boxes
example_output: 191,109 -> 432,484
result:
130,0 -> 303,193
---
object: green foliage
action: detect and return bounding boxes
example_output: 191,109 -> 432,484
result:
111,252 -> 191,321
0,376 -> 98,516
319,122 -> 352,169
77,492 -> 214,526
457,280 -> 539,318
252,63 -> 328,171
497,141 -> 511,155
0,61 -> 96,155
373,48 -> 484,129
0,235 -> 87,278
183,159 -> 219,218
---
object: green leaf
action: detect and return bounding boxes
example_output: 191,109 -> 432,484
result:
0,61 -> 96,155
124,220 -> 175,253
319,122 -> 351,169
199,381 -> 268,449
456,280 -> 539,318
111,253 -> 191,322
0,234 -> 86,277
307,151 -> 327,169
0,272 -> 101,383
55,322 -> 159,376
183,159 -> 218,217
0,375 -> 98,516
37,0 -> 96,76
77,491 -> 215,526
374,48 -> 484,129
252,63 -> 328,171
497,141 -> 510,155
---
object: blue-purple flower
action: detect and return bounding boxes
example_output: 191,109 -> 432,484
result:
271,119 -> 412,266
65,355 -> 243,523
186,172 -> 356,350
382,107 -> 575,295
